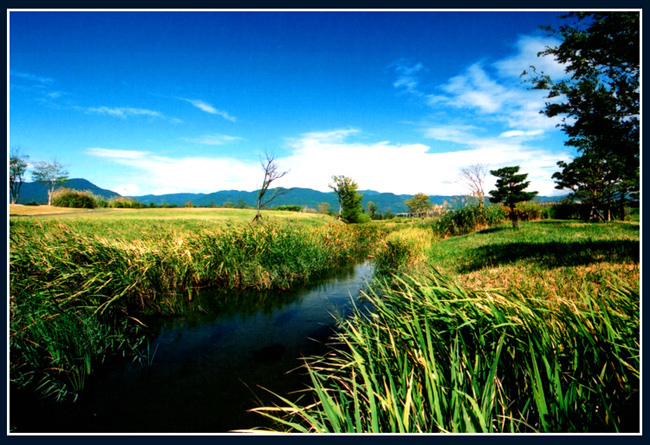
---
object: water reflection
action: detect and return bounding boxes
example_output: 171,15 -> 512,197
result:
10,261 -> 375,433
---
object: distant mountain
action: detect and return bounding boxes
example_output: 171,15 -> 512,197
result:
12,178 -> 121,204
11,178 -> 566,212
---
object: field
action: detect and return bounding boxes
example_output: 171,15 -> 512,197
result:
9,205 -> 640,433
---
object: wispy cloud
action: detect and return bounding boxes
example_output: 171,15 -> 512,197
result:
10,70 -> 54,84
179,98 -> 237,121
86,106 -> 164,119
389,59 -> 426,96
182,133 -> 244,145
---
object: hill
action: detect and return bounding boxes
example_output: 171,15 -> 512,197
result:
11,178 -> 566,213
131,187 -> 464,214
13,178 -> 122,204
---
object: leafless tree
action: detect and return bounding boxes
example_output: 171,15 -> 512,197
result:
252,152 -> 289,222
458,162 -> 488,207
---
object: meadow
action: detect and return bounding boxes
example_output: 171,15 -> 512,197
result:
9,204 -> 640,433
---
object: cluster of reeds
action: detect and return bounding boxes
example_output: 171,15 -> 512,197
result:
426,204 -> 506,238
51,188 -> 100,209
9,218 -> 382,400
247,270 -> 639,433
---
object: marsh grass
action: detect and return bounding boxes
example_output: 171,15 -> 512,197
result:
245,270 -> 639,433
243,219 -> 640,433
9,214 -> 383,400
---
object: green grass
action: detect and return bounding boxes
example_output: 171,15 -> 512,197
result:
9,210 -> 384,401
244,219 -> 640,433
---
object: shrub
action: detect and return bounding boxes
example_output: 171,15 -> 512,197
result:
512,201 -> 543,221
51,189 -> 98,209
433,204 -> 505,238
107,197 -> 144,209
274,204 -> 303,212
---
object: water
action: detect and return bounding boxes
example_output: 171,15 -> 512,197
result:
10,261 -> 375,434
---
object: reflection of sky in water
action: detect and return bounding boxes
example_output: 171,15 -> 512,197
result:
10,261 -> 375,433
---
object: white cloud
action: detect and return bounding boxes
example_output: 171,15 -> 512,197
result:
183,134 -> 244,145
390,59 -> 426,95
280,129 -> 568,197
180,98 -> 237,121
86,147 -> 260,194
10,71 -> 54,84
494,35 -> 567,80
86,106 -> 164,119
111,183 -> 140,196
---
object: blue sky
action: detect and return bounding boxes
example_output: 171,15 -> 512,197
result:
9,9 -> 574,197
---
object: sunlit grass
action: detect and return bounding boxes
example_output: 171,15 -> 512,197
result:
246,219 -> 640,433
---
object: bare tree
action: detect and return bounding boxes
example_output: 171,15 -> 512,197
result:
252,152 -> 289,222
458,162 -> 488,206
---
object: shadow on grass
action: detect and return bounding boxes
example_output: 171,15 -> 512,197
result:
460,239 -> 640,272
476,227 -> 509,235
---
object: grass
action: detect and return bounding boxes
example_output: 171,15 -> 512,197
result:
243,219 -> 640,433
9,208 -> 384,401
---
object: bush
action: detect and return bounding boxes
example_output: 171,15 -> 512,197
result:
512,201 -> 543,221
274,205 -> 303,212
51,189 -> 98,209
107,197 -> 144,209
433,204 -> 505,238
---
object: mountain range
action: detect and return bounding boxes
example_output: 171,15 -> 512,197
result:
12,179 -> 564,214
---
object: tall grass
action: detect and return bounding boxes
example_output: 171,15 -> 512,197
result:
9,218 -> 383,401
245,270 -> 639,433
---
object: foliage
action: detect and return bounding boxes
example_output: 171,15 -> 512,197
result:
31,160 -> 69,205
274,204 -> 303,212
404,193 -> 431,217
329,175 -> 366,223
529,12 -> 639,220
489,166 -> 538,228
51,188 -> 99,209
432,204 -> 506,238
106,197 -> 145,208
9,147 -> 29,204
366,201 -> 378,219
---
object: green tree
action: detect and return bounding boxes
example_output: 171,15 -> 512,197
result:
366,201 -> 378,219
404,193 -> 431,219
329,175 -> 365,223
31,160 -> 69,205
527,12 -> 639,220
488,166 -> 538,229
253,152 -> 289,222
9,147 -> 29,204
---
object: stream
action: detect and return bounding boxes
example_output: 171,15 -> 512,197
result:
10,261 -> 375,434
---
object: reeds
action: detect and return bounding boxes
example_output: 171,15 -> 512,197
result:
247,270 -> 639,433
9,218 -> 383,400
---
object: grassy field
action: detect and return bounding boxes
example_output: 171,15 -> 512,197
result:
246,218 -> 640,433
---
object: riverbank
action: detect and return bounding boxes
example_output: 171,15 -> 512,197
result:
246,219 -> 640,433
9,210 -> 384,404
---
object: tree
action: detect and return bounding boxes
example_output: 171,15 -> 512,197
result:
488,166 -> 538,229
253,152 -> 289,222
366,201 -> 378,219
31,160 -> 69,205
9,147 -> 29,204
527,12 -> 639,219
458,163 -> 488,206
404,193 -> 431,219
329,175 -> 365,223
